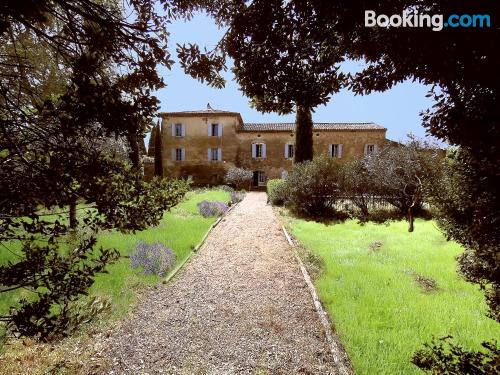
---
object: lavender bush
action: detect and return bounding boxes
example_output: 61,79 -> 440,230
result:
197,200 -> 229,217
130,242 -> 176,277
230,191 -> 245,204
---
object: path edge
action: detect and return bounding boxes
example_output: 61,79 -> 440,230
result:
164,200 -> 240,284
282,225 -> 353,375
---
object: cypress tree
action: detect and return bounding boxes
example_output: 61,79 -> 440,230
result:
147,126 -> 156,157
294,106 -> 313,163
154,122 -> 163,177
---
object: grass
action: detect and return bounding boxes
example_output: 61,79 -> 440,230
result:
0,188 -> 230,325
90,188 -> 230,320
285,216 -> 500,375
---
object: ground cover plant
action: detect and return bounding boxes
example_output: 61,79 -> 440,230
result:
230,190 -> 245,204
197,200 -> 229,217
0,189 -> 230,333
285,216 -> 500,375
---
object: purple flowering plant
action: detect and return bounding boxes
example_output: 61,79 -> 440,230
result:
230,191 -> 245,204
130,242 -> 176,277
197,200 -> 228,217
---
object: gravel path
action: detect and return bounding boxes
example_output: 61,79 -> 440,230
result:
88,192 -> 345,374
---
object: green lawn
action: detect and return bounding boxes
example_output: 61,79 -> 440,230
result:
90,188 -> 230,320
286,217 -> 499,375
0,188 -> 230,326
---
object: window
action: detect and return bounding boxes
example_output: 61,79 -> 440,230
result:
209,123 -> 222,137
365,144 -> 376,156
256,144 -> 263,158
330,144 -> 342,158
258,171 -> 266,186
284,144 -> 294,159
172,123 -> 185,137
175,123 -> 183,137
212,123 -> 219,136
252,143 -> 266,158
208,147 -> 221,162
171,148 -> 185,161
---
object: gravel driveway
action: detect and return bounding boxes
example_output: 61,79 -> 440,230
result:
87,192 -> 346,374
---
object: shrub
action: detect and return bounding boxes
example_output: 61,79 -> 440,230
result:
230,190 -> 245,204
412,337 -> 499,374
224,167 -> 252,189
130,242 -> 176,277
267,179 -> 286,206
343,159 -> 378,217
197,200 -> 228,217
283,156 -> 342,217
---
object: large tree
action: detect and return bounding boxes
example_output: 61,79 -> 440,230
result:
0,0 -> 193,339
320,0 -> 500,325
177,0 -> 345,162
178,0 -> 500,369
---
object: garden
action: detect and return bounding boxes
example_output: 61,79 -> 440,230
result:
269,138 -> 500,374
0,187 -> 236,367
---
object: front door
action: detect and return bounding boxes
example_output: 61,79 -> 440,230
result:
252,171 -> 259,187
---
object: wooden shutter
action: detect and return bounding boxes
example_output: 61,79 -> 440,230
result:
262,144 -> 267,158
284,144 -> 288,158
329,144 -> 333,158
338,144 -> 343,158
181,148 -> 185,161
218,123 -> 222,137
364,144 -> 368,156
374,144 -> 379,154
207,148 -> 211,161
171,148 -> 176,161
181,124 -> 186,137
208,123 -> 212,136
171,123 -> 175,137
251,144 -> 256,158
217,148 -> 222,161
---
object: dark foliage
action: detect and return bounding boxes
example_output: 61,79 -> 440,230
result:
412,337 -> 500,374
0,0 -> 193,339
424,148 -> 500,322
177,0 -> 345,164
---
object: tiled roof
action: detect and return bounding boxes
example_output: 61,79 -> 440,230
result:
161,109 -> 241,116
240,122 -> 385,132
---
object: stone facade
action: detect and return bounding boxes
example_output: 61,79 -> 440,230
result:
156,107 -> 388,186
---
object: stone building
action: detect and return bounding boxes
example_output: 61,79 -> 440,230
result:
153,106 -> 388,187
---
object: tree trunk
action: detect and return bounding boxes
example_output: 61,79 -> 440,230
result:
408,206 -> 414,232
69,198 -> 77,230
294,106 -> 314,163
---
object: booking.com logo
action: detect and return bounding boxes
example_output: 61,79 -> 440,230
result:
365,10 -> 491,31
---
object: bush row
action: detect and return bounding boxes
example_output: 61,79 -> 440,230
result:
268,140 -> 441,221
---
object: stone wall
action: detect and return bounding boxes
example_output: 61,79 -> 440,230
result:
155,112 -> 388,186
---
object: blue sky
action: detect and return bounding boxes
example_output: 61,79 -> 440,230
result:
155,13 -> 436,142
